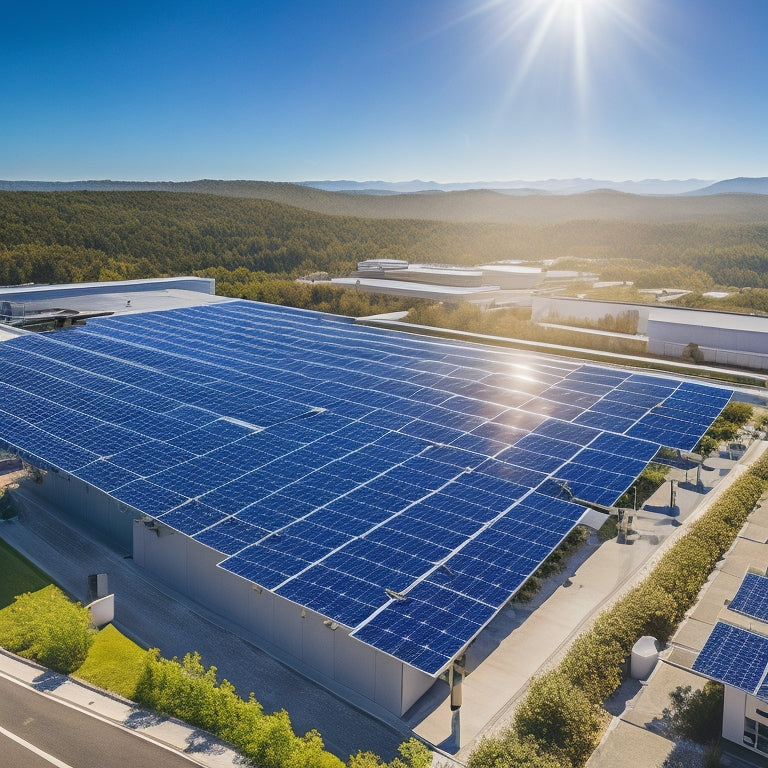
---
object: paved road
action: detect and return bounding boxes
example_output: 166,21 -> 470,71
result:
0,673 -> 205,768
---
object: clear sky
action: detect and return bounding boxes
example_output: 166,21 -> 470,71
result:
2,0 -> 767,182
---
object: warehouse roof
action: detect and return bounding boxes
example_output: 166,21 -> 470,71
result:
0,300 -> 732,674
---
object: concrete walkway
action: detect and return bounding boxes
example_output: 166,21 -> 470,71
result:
0,486 -> 409,763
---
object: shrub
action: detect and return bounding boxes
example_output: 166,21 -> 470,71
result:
134,651 -> 343,768
134,650 -> 428,768
681,343 -> 704,364
349,739 -> 431,768
513,670 -> 603,767
558,631 -> 624,704
719,401 -> 753,427
0,585 -> 94,673
468,732 -> 567,768
707,416 -> 739,442
696,435 -> 720,459
597,516 -> 618,541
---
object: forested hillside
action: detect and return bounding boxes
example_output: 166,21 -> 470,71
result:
2,181 -> 768,224
2,191 -> 768,298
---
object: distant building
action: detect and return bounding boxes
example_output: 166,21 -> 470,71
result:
532,296 -> 768,371
340,260 -> 594,308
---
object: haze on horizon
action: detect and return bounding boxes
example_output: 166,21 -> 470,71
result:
2,0 -> 767,183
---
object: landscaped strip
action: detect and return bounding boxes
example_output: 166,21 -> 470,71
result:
0,580 -> 430,768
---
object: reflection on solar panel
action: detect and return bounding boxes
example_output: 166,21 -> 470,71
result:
729,572 -> 768,624
0,300 -> 733,674
693,622 -> 768,701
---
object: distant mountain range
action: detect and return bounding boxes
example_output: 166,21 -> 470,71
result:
3,176 -> 767,197
300,178 -> 716,195
684,177 -> 768,196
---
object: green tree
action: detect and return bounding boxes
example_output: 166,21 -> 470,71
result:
719,401 -> 753,427
696,435 -> 720,459
348,739 -> 431,768
707,416 -> 739,443
0,585 -> 94,673
661,682 -> 724,745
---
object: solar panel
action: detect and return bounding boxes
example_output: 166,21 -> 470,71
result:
0,299 -> 734,675
729,572 -> 768,624
693,622 -> 768,699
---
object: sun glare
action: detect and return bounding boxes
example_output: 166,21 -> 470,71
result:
472,0 -> 646,119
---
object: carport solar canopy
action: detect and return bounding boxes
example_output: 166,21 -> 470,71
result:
0,300 -> 732,675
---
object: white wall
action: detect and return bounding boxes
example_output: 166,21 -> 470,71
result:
531,297 -> 647,333
648,337 -> 768,371
722,685 -> 746,745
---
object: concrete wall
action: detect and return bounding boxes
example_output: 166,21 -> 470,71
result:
648,319 -> 768,370
648,337 -> 768,371
33,471 -> 135,552
132,521 -> 435,716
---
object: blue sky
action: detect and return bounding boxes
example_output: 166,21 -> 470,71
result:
2,0 -> 767,182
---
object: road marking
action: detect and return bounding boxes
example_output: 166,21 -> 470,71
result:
0,724 -> 75,768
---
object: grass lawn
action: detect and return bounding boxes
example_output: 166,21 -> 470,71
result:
0,536 -> 52,608
76,624 -> 148,698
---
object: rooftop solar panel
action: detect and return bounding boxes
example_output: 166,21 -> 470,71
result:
693,622 -> 768,700
0,299 -> 733,675
729,572 -> 768,624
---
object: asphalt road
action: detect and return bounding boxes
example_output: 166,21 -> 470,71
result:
0,673 -> 203,768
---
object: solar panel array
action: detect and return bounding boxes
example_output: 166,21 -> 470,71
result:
0,300 -> 732,675
693,622 -> 768,701
729,572 -> 768,624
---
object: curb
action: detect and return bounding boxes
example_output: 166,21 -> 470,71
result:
0,646 -> 242,767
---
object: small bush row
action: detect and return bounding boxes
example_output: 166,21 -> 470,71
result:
469,451 -> 768,768
134,650 -> 431,768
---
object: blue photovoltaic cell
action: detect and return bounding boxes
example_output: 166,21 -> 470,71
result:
728,572 -> 768,624
693,622 -> 768,697
0,299 -> 734,675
